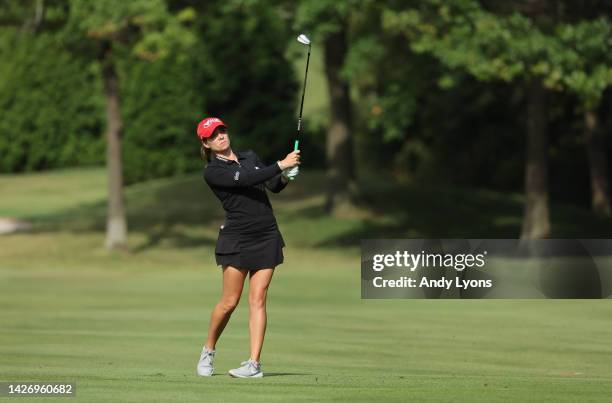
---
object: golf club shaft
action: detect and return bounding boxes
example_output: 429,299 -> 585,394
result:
295,45 -> 311,151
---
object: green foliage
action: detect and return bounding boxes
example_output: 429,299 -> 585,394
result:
383,0 -> 612,108
556,17 -> 612,109
294,0 -> 362,38
344,25 -> 425,143
66,0 -> 196,60
119,51 -> 203,184
337,0 -> 436,179
0,30 -> 104,172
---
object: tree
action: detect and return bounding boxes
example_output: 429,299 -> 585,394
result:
383,0 -> 611,237
517,0 -> 551,239
555,16 -> 612,215
295,1 -> 358,214
64,0 -> 195,250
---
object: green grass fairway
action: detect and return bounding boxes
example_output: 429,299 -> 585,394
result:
1,168 -> 611,402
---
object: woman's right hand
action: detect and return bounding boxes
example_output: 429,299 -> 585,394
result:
279,150 -> 300,170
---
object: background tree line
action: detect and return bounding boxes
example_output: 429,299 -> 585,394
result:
1,0 -> 611,249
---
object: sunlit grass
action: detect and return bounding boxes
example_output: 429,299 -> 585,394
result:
1,168 -> 611,401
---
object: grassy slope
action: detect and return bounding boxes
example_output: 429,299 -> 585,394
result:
1,168 -> 611,402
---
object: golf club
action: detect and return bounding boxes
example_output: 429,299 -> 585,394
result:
287,34 -> 311,181
295,33 -> 311,152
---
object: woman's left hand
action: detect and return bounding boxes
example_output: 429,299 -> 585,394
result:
282,167 -> 299,181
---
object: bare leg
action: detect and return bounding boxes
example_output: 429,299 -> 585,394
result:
204,265 -> 248,350
248,268 -> 274,362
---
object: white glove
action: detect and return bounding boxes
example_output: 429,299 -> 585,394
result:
282,166 -> 299,181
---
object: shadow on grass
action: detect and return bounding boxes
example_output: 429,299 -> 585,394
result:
26,175 -> 222,252
21,170 -> 612,252
280,178 -> 612,248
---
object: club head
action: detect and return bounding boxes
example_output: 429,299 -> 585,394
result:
297,34 -> 311,46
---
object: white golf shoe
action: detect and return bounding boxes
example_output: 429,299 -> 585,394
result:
228,359 -> 263,378
196,347 -> 215,377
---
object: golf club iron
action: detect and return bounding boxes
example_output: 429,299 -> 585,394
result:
295,33 -> 311,152
286,33 -> 311,181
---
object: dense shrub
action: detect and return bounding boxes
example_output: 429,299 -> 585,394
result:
120,51 -> 204,184
0,31 -> 104,172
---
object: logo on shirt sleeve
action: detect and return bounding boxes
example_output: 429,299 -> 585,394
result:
234,171 -> 240,181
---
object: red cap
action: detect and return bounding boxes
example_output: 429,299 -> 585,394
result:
196,117 -> 227,140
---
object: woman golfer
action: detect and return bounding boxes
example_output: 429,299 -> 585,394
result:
195,117 -> 300,378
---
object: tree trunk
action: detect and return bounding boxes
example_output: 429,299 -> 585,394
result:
521,79 -> 550,239
21,0 -> 45,34
101,44 -> 128,250
583,110 -> 611,215
323,27 -> 356,214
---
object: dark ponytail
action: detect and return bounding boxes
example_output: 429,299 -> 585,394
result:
201,144 -> 211,163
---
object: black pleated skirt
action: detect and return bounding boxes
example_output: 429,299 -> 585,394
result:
214,215 -> 285,270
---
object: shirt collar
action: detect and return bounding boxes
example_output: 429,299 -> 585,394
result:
214,151 -> 246,164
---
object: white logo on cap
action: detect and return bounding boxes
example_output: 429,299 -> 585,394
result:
203,118 -> 222,128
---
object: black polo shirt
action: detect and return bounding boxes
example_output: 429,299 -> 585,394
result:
203,150 -> 287,221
